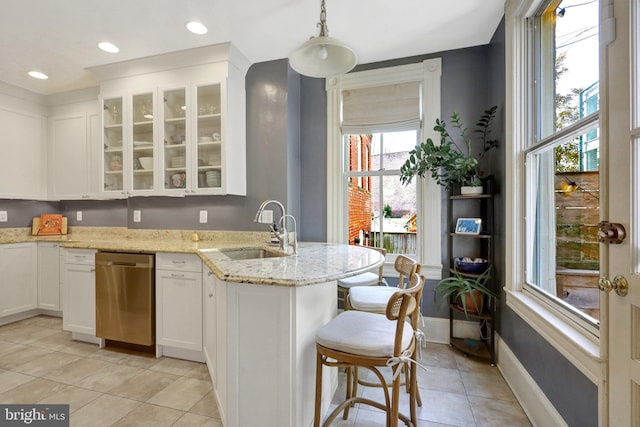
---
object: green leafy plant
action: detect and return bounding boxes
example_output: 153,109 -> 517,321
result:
433,266 -> 497,318
400,106 -> 499,189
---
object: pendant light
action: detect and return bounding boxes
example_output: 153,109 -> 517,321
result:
289,0 -> 357,78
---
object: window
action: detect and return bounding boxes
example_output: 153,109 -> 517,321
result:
345,131 -> 419,255
525,0 -> 600,331
505,0 -> 603,380
326,59 -> 443,279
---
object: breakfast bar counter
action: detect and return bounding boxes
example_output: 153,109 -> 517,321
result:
0,227 -> 383,427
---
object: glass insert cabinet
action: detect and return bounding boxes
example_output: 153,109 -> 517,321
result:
100,83 -> 226,197
95,43 -> 248,198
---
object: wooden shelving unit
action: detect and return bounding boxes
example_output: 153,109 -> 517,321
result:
446,177 -> 496,365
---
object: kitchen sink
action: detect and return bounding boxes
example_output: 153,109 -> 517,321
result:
219,248 -> 288,260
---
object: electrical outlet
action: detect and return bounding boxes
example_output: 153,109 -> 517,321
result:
259,209 -> 273,224
133,210 -> 141,223
0,211 -> 7,222
199,210 -> 208,223
76,211 -> 83,221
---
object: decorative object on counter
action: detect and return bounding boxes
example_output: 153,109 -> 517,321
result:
433,266 -> 496,318
32,214 -> 67,236
454,218 -> 482,235
288,0 -> 357,78
399,106 -> 499,192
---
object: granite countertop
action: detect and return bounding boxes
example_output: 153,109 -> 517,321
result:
0,227 -> 384,287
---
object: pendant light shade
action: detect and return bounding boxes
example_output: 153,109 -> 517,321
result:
289,0 -> 357,78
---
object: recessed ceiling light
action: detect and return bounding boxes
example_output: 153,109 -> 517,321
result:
186,21 -> 208,35
98,41 -> 120,53
28,71 -> 48,80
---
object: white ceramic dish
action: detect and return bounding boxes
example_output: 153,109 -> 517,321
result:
138,157 -> 153,169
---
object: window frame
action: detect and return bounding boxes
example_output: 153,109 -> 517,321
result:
326,59 -> 443,279
505,0 -> 604,385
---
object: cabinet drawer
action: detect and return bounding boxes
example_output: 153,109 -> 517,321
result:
156,252 -> 202,272
63,249 -> 96,265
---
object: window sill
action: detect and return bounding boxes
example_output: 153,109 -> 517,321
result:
505,288 -> 604,384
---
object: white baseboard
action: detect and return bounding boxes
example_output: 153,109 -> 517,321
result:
497,336 -> 568,427
159,345 -> 205,363
422,315 -> 482,344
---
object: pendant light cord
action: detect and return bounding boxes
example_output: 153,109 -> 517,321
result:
317,0 -> 328,37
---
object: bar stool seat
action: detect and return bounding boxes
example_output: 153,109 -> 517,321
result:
337,247 -> 386,310
349,285 -> 398,312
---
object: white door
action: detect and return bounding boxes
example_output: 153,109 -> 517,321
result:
605,0 -> 640,424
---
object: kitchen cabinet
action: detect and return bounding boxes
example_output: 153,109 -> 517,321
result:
203,267 -> 217,382
61,248 -> 97,339
37,242 -> 60,311
156,253 -> 203,358
48,99 -> 100,200
92,43 -> 249,198
0,243 -> 38,317
0,105 -> 45,200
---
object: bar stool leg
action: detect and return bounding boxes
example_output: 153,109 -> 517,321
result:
314,353 -> 323,427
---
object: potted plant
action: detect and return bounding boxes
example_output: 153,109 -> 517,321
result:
399,106 -> 498,193
433,266 -> 497,318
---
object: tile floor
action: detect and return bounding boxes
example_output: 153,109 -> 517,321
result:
0,315 -> 531,426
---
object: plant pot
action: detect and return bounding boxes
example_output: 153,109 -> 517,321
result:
457,290 -> 484,315
460,186 -> 483,196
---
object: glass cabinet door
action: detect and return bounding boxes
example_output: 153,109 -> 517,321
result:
131,92 -> 155,191
162,88 -> 187,191
195,84 -> 222,190
102,97 -> 124,193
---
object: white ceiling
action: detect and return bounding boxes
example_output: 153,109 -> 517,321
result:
1,0 -> 504,95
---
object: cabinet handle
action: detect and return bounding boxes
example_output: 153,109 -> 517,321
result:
171,260 -> 186,264
208,293 -> 214,298
171,273 -> 185,278
74,255 -> 86,260
90,268 -> 96,272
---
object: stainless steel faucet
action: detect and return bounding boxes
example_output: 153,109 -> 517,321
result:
254,200 -> 297,254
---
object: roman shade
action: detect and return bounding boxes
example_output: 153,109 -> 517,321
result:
341,81 -> 421,133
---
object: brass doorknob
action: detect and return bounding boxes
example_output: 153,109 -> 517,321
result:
598,275 -> 628,297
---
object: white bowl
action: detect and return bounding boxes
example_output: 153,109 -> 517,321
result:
138,157 -> 153,169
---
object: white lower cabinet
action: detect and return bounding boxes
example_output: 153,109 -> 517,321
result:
61,249 -> 96,337
38,242 -> 60,311
0,243 -> 38,317
203,268 -> 216,380
156,253 -> 203,358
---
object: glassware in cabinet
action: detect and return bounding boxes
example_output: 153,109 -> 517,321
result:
195,84 -> 222,190
103,97 -> 124,193
131,92 -> 155,191
162,88 -> 188,190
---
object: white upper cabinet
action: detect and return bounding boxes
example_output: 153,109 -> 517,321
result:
48,98 -> 100,200
91,43 -> 249,198
0,104 -> 45,200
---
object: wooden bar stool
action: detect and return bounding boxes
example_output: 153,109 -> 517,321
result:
348,255 -> 421,312
337,247 -> 386,310
314,273 -> 424,427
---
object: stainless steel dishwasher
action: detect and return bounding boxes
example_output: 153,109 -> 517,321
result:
95,252 -> 155,346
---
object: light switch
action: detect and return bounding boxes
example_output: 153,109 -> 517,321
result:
199,210 -> 208,223
76,211 -> 83,221
0,211 -> 7,222
133,210 -> 141,223
259,209 -> 273,224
